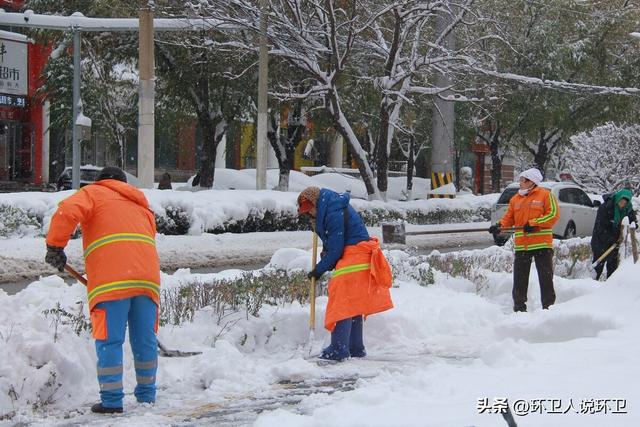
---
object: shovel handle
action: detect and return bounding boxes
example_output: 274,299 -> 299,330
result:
65,264 -> 88,286
65,264 -> 200,357
310,232 -> 318,331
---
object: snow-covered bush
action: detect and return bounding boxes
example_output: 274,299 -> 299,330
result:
155,206 -> 191,235
0,191 -> 492,238
405,206 -> 491,224
388,238 -> 594,293
567,123 -> 640,194
0,205 -> 41,238
208,210 -> 309,234
161,270 -> 313,326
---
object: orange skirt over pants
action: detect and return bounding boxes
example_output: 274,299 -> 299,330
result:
324,238 -> 394,331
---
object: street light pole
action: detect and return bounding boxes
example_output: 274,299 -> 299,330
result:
256,0 -> 269,190
71,28 -> 81,190
138,0 -> 155,188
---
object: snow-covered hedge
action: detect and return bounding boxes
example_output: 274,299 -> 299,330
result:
0,190 -> 495,238
388,238 -> 594,293
0,205 -> 41,238
161,270 -> 311,326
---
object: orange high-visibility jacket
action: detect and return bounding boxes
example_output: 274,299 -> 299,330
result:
499,185 -> 560,251
46,179 -> 160,309
324,238 -> 394,332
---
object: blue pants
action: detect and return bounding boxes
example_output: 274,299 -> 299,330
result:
93,296 -> 158,408
321,316 -> 365,360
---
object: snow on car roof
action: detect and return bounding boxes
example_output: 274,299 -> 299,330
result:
505,181 -> 578,189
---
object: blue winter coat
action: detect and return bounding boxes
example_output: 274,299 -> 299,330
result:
314,189 -> 369,275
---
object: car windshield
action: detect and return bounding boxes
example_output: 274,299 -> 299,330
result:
497,187 -> 519,204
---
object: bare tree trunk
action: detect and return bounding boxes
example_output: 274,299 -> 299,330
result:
267,105 -> 305,192
327,90 -> 378,199
406,135 -> 415,200
490,153 -> 502,192
198,115 -> 216,188
198,115 -> 227,188
375,105 -> 390,201
454,147 -> 461,190
480,121 -> 504,193
520,127 -> 563,180
490,130 -> 502,193
533,127 -> 549,177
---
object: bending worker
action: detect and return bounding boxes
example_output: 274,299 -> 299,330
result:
297,186 -> 394,361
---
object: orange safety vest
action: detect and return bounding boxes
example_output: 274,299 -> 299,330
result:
324,238 -> 394,331
46,179 -> 161,309
499,186 -> 560,251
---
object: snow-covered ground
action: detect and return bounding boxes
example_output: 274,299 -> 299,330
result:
1,240 -> 639,426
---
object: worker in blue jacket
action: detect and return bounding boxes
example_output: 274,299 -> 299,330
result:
298,186 -> 394,361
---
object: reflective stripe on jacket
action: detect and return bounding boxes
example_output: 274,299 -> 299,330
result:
499,186 -> 560,252
46,179 -> 160,309
324,238 -> 393,331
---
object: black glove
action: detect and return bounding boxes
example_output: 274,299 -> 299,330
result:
45,245 -> 67,272
307,269 -> 321,280
523,223 -> 536,233
488,224 -> 500,235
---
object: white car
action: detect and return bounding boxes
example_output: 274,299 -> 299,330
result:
490,181 -> 599,245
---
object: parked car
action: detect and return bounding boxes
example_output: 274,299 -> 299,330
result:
56,166 -> 140,191
490,181 -> 600,246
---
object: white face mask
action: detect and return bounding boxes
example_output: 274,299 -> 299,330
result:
518,188 -> 532,196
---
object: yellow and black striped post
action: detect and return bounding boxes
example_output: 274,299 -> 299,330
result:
428,171 -> 456,199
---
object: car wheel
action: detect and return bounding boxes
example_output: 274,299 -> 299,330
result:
563,222 -> 577,239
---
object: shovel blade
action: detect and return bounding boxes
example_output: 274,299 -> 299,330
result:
157,339 -> 202,358
158,348 -> 203,358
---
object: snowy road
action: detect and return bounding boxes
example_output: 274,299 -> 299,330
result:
0,222 -> 493,293
169,352 -> 479,427
30,345 -> 482,427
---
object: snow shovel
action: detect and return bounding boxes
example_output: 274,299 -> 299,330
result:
304,229 -> 319,357
501,400 -> 518,427
309,230 -> 318,331
591,218 -> 631,270
64,264 -> 202,358
591,241 -> 620,269
382,222 -> 523,244
631,227 -> 638,264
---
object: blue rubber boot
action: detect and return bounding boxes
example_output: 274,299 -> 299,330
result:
320,318 -> 352,361
349,316 -> 366,357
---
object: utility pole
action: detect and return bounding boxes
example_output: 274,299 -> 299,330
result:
429,10 -> 456,198
138,0 -> 155,188
71,28 -> 81,189
256,0 -> 269,189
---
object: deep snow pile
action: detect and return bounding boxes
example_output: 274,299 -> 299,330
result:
2,245 -> 640,426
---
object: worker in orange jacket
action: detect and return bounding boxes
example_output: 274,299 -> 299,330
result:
45,167 -> 160,414
489,168 -> 560,312
298,186 -> 393,361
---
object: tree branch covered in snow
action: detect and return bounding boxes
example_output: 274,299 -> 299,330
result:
567,123 -> 640,194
